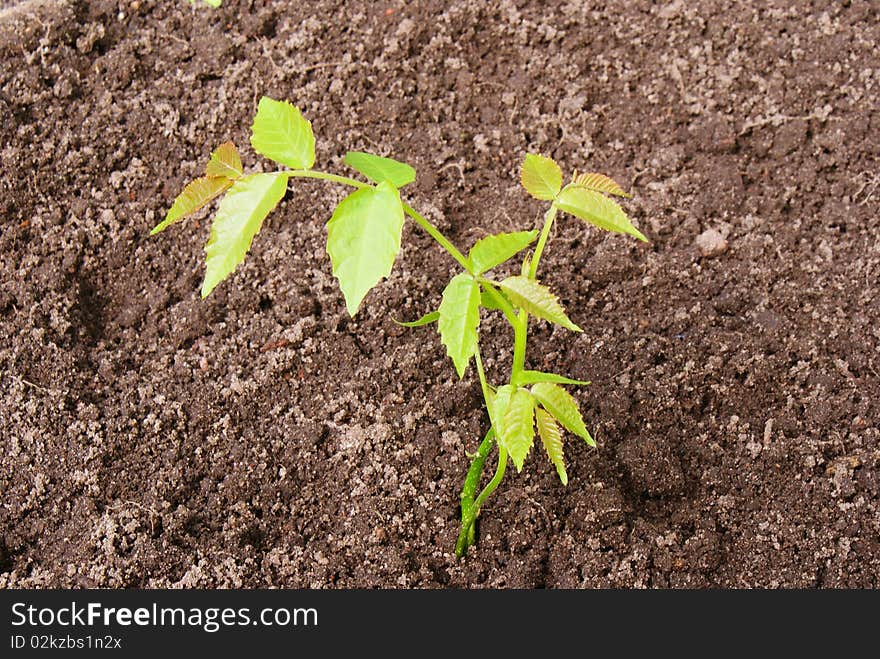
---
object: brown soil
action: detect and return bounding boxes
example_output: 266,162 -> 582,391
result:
1,0 -> 878,588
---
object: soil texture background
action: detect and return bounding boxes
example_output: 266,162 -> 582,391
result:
1,0 -> 879,588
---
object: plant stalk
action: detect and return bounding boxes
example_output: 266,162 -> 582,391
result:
511,311 -> 528,380
299,169 -> 559,558
456,442 -> 508,557
473,446 -> 508,512
455,205 -> 559,556
511,206 -> 557,381
473,343 -> 492,411
530,205 -> 557,278
455,429 -> 496,557
402,203 -> 472,274
287,169 -> 368,189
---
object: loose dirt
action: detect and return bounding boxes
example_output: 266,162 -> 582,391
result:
1,0 -> 878,587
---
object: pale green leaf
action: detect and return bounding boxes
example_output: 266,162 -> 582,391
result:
201,172 -> 288,297
520,153 -> 562,201
530,382 -> 594,446
571,171 -> 631,198
393,311 -> 439,328
344,151 -> 416,187
536,408 -> 567,485
555,185 -> 646,241
516,370 -> 591,387
468,230 -> 538,275
479,288 -> 512,311
326,181 -> 405,316
437,273 -> 480,378
498,275 -> 581,332
152,176 -> 231,235
484,386 -> 497,427
250,97 -> 316,169
490,384 -> 514,434
205,142 -> 243,180
496,387 -> 535,472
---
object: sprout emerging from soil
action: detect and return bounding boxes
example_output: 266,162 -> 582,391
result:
151,97 -> 647,556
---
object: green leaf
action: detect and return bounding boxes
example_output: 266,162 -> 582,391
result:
555,185 -> 646,241
326,180 -> 405,316
480,288 -> 511,311
489,384 -> 514,434
498,275 -> 581,332
250,97 -> 316,169
571,171 -> 631,198
344,151 -> 416,187
516,370 -> 591,387
536,408 -> 567,485
205,142 -> 243,180
520,153 -> 562,201
201,172 -> 289,297
393,311 -> 439,328
152,176 -> 232,235
530,382 -> 594,446
468,230 -> 538,275
495,387 -> 535,472
437,273 -> 481,378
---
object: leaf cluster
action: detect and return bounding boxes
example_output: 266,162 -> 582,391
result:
153,97 -> 416,305
153,96 -> 647,548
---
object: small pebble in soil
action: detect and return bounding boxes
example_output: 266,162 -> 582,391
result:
696,228 -> 728,257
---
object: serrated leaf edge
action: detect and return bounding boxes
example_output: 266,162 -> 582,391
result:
536,407 -> 567,486
468,230 -> 539,275
201,172 -> 289,297
530,382 -> 592,444
520,153 -> 562,201
205,141 -> 244,180
570,170 -> 631,198
437,274 -> 481,378
151,176 -> 233,235
498,275 -> 582,332
496,387 -> 535,472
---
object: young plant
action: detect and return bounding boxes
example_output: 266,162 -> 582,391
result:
151,97 -> 647,556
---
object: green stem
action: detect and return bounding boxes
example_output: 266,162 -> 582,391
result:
473,343 -> 492,410
294,170 -> 553,558
287,169 -> 368,189
511,206 -> 558,381
455,444 -> 508,556
455,429 -> 495,557
530,205 -> 557,279
402,203 -> 472,274
510,311 -> 527,380
473,447 -> 508,512
456,344 -> 498,556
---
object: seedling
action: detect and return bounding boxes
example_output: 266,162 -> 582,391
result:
152,97 -> 647,556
